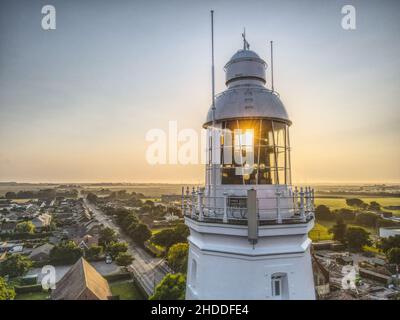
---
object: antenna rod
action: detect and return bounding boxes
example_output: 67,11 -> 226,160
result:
243,28 -> 246,50
270,40 -> 274,92
210,10 -> 217,209
211,10 -> 216,121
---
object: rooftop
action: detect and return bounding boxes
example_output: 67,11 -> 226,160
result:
51,257 -> 112,300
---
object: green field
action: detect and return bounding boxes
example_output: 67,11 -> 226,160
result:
309,223 -> 333,241
82,185 -> 185,198
0,184 -> 57,197
109,280 -> 144,300
151,227 -> 170,235
0,183 -> 188,198
360,197 -> 400,215
315,197 -> 400,216
15,291 -> 49,300
311,196 -> 400,241
314,198 -> 349,210
310,219 -> 379,243
319,220 -> 376,235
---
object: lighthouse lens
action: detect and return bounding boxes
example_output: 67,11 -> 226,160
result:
220,119 -> 291,185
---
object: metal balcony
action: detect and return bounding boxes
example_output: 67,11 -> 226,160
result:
181,186 -> 315,226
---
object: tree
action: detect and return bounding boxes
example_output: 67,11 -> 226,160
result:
130,223 -> 151,245
15,221 -> 35,234
121,213 -> 139,230
149,273 -> 186,300
151,224 -> 189,250
107,242 -> 128,259
115,252 -> 134,266
387,248 -> 400,265
86,192 -> 98,204
336,208 -> 356,221
145,200 -> 154,207
86,245 -> 103,260
345,227 -> 371,252
151,229 -> 178,250
50,241 -> 83,265
98,227 -> 118,247
369,201 -> 381,211
174,223 -> 189,240
0,277 -> 15,300
16,191 -> 34,199
380,235 -> 400,253
0,254 -> 33,278
315,205 -> 334,221
378,219 -> 399,228
381,211 -> 393,218
346,198 -> 367,209
355,212 -> 379,228
167,243 -> 188,273
329,218 -> 347,243
5,192 -> 16,200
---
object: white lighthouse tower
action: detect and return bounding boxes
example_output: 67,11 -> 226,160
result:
182,27 -> 316,300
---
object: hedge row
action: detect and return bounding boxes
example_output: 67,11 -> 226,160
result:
14,284 -> 44,294
104,272 -> 132,282
0,232 -> 52,241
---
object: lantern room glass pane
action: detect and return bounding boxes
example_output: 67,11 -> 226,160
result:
220,119 -> 291,185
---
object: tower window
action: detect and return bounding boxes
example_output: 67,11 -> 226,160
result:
271,273 -> 288,299
272,276 -> 282,297
190,259 -> 197,288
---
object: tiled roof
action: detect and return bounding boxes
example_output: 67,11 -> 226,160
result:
51,257 -> 112,300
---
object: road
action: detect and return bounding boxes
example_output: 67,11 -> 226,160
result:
82,197 -> 169,296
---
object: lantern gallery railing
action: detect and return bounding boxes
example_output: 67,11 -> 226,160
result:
181,186 -> 315,225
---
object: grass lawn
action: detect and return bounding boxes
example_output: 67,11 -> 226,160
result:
151,227 -> 170,235
363,245 -> 382,254
314,198 -> 350,210
109,280 -> 144,300
317,219 -> 378,236
360,197 -> 400,216
142,198 -> 161,203
315,197 -> 400,216
15,282 -> 143,300
15,291 -> 49,300
144,240 -> 166,256
309,222 -> 333,242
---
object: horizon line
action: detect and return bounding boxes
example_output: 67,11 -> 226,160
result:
1,181 -> 400,186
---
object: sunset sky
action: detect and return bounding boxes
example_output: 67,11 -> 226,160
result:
0,0 -> 399,184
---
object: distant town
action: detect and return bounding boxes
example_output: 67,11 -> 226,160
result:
0,182 -> 399,300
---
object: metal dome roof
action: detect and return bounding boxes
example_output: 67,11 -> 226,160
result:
226,49 -> 263,63
205,47 -> 290,127
204,87 -> 291,126
224,49 -> 267,86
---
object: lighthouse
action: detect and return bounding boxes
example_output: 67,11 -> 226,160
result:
182,24 -> 316,300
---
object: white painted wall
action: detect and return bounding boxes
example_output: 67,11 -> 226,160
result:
185,219 -> 316,300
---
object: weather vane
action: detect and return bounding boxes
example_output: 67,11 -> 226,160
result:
242,28 -> 250,50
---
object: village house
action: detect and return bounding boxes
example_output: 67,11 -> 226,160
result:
29,243 -> 54,262
32,213 -> 52,230
0,221 -> 17,234
74,234 -> 98,250
51,257 -> 112,300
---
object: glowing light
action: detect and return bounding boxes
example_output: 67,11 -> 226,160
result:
234,129 -> 254,148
